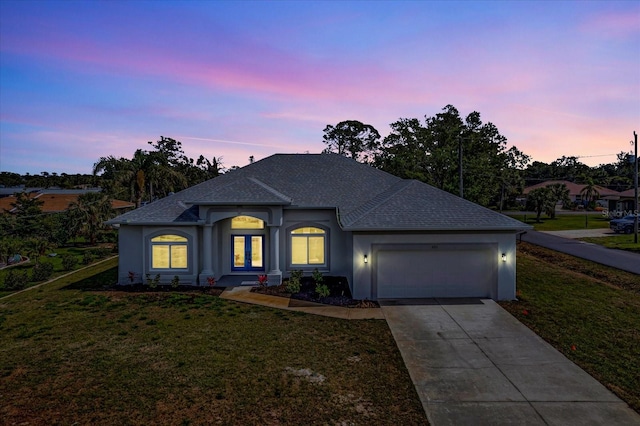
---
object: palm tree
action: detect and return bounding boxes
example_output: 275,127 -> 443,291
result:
546,183 -> 571,219
94,149 -> 187,208
68,192 -> 114,245
580,179 -> 600,210
527,187 -> 554,223
580,178 -> 601,228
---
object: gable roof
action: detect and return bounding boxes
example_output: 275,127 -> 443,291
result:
109,153 -> 527,231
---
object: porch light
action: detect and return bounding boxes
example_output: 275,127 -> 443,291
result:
364,254 -> 368,264
501,253 -> 507,262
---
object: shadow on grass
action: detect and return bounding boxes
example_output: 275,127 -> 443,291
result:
62,267 -> 119,290
61,267 -> 225,297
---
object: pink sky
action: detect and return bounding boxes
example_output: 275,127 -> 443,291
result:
1,1 -> 638,174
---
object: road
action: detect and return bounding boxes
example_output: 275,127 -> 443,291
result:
520,230 -> 640,275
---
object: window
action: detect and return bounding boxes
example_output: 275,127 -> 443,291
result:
291,227 -> 325,265
151,234 -> 188,269
231,216 -> 264,229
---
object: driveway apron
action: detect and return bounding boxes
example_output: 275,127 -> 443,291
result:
381,299 -> 640,426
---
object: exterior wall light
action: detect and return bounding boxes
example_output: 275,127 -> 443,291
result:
364,254 -> 368,264
501,253 -> 507,262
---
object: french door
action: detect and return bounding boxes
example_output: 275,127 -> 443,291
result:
231,235 -> 264,271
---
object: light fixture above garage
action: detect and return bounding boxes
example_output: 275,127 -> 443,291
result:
364,254 -> 368,264
501,253 -> 507,262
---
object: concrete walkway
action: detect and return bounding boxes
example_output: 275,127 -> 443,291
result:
381,299 -> 640,426
521,230 -> 640,275
219,286 -> 384,320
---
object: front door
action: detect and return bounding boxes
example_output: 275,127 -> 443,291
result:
232,235 -> 264,271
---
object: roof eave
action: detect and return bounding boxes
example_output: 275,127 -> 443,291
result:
106,220 -> 204,226
186,201 -> 291,206
346,225 -> 533,232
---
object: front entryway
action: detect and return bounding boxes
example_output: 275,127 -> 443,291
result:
232,235 -> 264,271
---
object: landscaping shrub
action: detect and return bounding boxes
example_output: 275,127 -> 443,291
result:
2,269 -> 28,290
31,261 -> 54,282
82,251 -> 95,265
286,270 -> 303,294
312,267 -> 323,284
171,275 -> 180,288
315,283 -> 330,298
61,254 -> 78,271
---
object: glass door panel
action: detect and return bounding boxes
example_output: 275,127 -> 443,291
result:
231,235 -> 264,271
251,236 -> 263,268
233,236 -> 246,268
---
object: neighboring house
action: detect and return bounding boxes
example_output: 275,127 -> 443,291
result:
522,180 -> 619,210
615,188 -> 639,213
108,154 -> 529,301
0,189 -> 134,213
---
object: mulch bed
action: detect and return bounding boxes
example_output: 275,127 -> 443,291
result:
251,276 -> 379,308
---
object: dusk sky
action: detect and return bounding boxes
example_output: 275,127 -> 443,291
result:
1,0 -> 638,175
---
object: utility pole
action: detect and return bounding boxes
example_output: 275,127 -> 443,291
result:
634,131 -> 638,244
458,135 -> 463,198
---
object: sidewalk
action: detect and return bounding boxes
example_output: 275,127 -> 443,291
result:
219,286 -> 385,320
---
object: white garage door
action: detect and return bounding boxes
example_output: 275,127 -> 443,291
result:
376,245 -> 496,299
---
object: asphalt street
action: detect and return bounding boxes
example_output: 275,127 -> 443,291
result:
520,230 -> 640,275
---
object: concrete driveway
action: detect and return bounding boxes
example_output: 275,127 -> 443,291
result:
381,299 -> 640,426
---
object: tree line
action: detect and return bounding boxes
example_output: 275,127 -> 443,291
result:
1,105 -> 635,212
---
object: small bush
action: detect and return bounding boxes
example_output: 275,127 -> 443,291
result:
3,269 -> 28,290
315,283 -> 330,298
286,270 -> 303,294
61,254 -> 78,271
171,275 -> 180,288
82,251 -> 95,265
31,261 -> 54,282
312,268 -> 323,285
146,273 -> 160,289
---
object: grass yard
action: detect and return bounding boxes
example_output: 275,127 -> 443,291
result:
501,242 -> 640,413
0,259 -> 427,425
579,235 -> 640,253
508,213 -> 609,231
0,245 -> 115,298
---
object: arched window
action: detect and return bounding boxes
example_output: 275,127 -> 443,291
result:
151,234 -> 188,269
290,227 -> 326,266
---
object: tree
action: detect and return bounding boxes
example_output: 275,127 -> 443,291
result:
546,183 -> 571,218
373,105 -> 520,207
498,147 -> 530,212
7,192 -> 44,238
322,120 -> 381,163
526,187 -> 555,222
374,118 -> 429,181
579,178 -> 600,210
67,192 -> 114,245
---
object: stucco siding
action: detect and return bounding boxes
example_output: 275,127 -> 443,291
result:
117,225 -> 143,284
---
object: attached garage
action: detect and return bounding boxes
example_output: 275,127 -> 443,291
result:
374,244 -> 497,299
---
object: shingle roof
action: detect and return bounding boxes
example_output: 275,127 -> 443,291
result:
523,180 -> 620,197
0,192 -> 133,213
109,153 -> 528,231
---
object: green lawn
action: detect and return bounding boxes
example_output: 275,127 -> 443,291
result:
3,244 -> 639,422
579,235 -> 640,253
508,213 -> 610,231
0,259 -> 427,425
501,242 -> 640,413
0,245 -> 114,298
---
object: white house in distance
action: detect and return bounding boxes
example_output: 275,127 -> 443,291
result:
107,154 -> 530,301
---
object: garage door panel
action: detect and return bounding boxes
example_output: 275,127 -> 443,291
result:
376,247 -> 495,299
